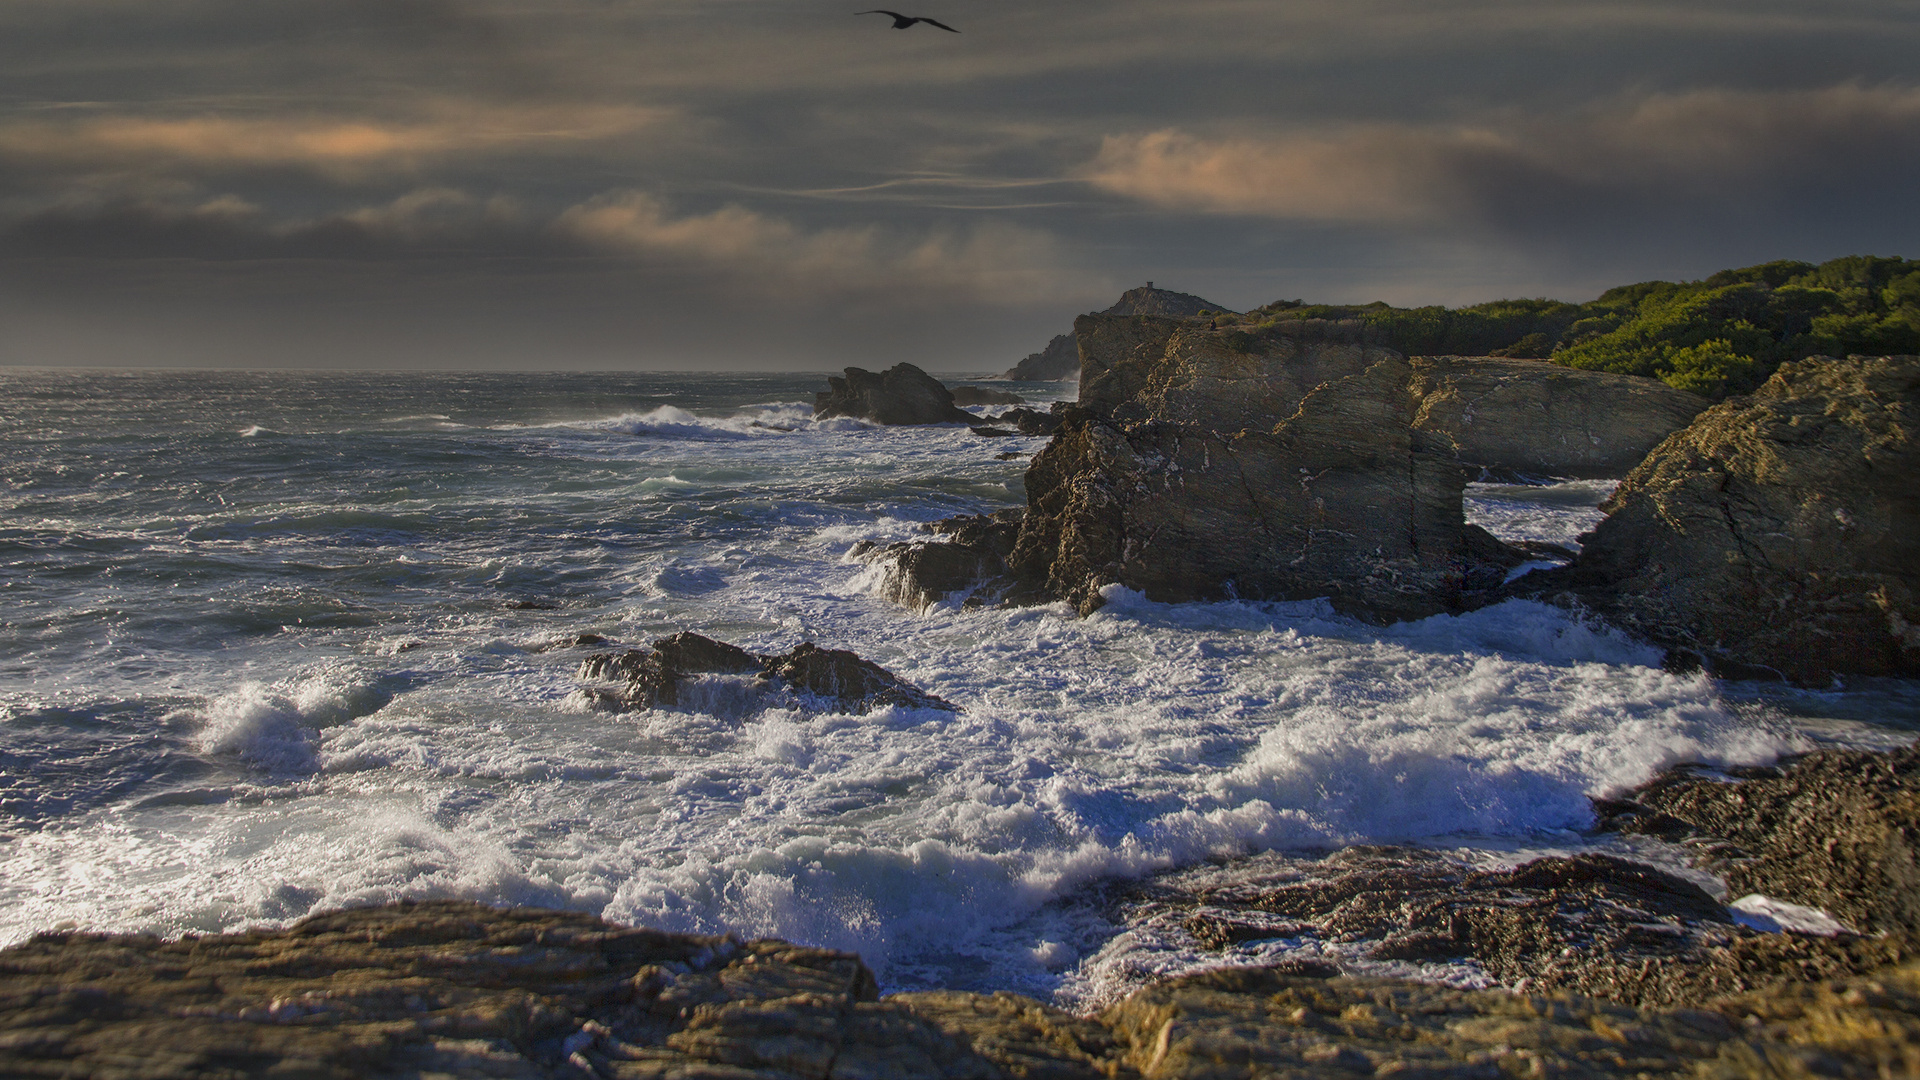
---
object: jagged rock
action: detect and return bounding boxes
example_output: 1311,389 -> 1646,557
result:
580,632 -> 954,714
1006,320 -> 1523,617
4,897 -> 1918,1078
1599,743 -> 1920,938
1561,355 -> 1920,682
813,363 -> 974,425
948,386 -> 1026,407
863,510 -> 1023,612
1408,356 -> 1711,478
1003,333 -> 1081,381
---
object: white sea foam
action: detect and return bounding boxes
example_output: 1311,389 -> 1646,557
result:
3,371 -> 1907,1010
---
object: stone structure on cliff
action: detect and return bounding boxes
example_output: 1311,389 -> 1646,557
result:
1408,355 -> 1710,478
1002,285 -> 1231,381
1561,354 -> 1920,682
814,363 -> 974,425
1007,317 -> 1522,618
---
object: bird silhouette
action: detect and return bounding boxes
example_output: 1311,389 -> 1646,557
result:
858,10 -> 959,32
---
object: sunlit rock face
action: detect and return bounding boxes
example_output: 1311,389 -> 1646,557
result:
1407,355 -> 1711,479
1565,354 -> 1920,682
1010,317 -> 1521,619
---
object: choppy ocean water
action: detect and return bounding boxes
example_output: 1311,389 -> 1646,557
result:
3,369 -> 1915,1009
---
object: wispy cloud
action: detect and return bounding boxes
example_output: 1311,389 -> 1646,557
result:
1082,83 -> 1920,232
555,190 -> 1096,304
0,103 -> 671,179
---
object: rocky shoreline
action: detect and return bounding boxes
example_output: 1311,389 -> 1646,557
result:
4,745 -> 1916,1078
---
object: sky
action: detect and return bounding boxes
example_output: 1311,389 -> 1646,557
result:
2,0 -> 1918,371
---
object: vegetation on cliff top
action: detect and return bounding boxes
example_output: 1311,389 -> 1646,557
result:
1216,255 -> 1920,397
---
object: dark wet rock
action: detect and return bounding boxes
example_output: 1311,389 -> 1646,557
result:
532,633 -> 608,652
1558,355 -> 1920,682
813,363 -> 975,425
983,407 -> 1061,436
1408,356 -> 1709,478
970,426 -> 1019,438
994,452 -> 1026,461
949,385 -> 1026,407
504,599 -> 559,610
862,510 -> 1024,612
1006,321 -> 1525,617
1119,845 -> 1913,1011
5,899 -> 1920,1078
1599,743 -> 1920,938
580,632 -> 954,714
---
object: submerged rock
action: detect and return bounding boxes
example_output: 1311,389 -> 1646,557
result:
813,363 -> 975,425
5,898 -> 1918,1079
580,632 -> 954,714
1562,354 -> 1920,682
1599,743 -> 1920,938
1120,845 -> 1910,1012
1408,355 -> 1710,478
1008,319 -> 1523,618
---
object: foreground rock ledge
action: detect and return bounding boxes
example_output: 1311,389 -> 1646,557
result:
4,899 -> 1918,1079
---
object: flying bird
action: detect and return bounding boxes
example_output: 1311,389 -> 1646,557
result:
858,10 -> 960,32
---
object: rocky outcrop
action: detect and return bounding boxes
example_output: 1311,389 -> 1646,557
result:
1003,333 -> 1080,381
948,385 -> 1025,407
1599,743 -> 1920,938
813,363 -> 974,425
1002,287 -> 1233,381
856,510 -> 1024,612
5,898 -> 1918,1079
580,632 -> 954,714
1408,356 -> 1710,478
1007,318 -> 1522,618
1561,355 -> 1920,682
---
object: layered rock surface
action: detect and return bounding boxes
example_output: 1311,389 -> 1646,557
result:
1009,317 -> 1520,617
1562,354 -> 1920,681
814,363 -> 974,425
4,900 -> 1916,1078
1408,356 -> 1710,478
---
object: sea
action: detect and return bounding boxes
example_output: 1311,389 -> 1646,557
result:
3,369 -> 1916,1010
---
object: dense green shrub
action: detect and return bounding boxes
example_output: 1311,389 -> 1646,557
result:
1245,255 -> 1920,397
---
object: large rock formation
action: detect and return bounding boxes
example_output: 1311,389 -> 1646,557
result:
1408,356 -> 1711,478
813,363 -> 974,425
1002,285 -> 1232,381
1562,355 -> 1920,682
1007,317 -> 1521,618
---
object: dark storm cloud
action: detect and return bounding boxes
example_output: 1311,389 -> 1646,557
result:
2,0 -> 1918,366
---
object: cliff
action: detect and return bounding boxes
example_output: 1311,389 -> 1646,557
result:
1002,286 -> 1233,381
